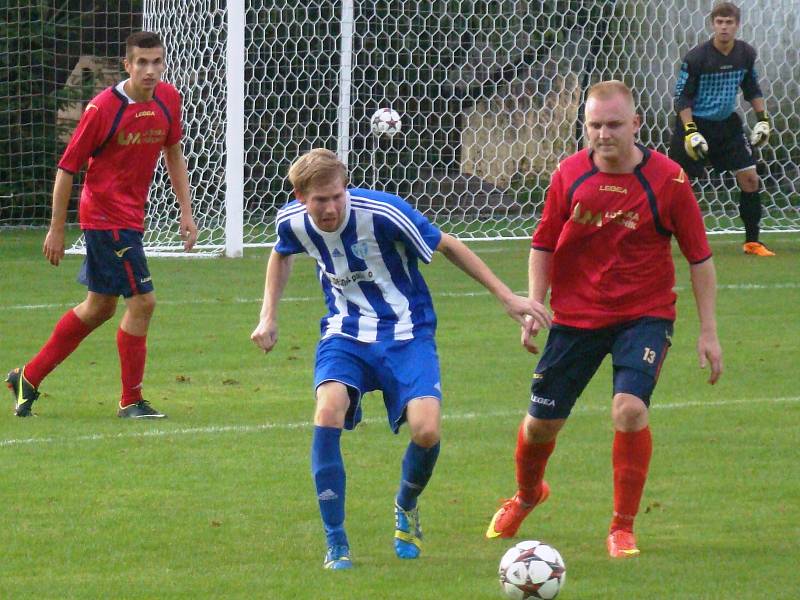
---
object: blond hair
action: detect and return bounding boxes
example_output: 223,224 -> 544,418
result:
586,80 -> 636,112
288,148 -> 349,194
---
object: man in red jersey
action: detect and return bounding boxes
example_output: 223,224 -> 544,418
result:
5,31 -> 197,419
486,81 -> 723,557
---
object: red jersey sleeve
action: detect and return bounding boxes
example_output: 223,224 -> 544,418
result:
531,165 -> 569,251
163,85 -> 183,147
667,168 -> 712,264
57,102 -> 109,174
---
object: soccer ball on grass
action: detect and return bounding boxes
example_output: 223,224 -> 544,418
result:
370,107 -> 402,137
498,540 -> 566,600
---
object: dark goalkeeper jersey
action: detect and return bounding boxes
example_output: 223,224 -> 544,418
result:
532,147 -> 712,329
673,39 -> 763,121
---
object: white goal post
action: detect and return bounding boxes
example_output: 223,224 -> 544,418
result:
9,1 -> 800,256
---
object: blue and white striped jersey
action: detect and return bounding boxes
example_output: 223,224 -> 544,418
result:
274,188 -> 443,342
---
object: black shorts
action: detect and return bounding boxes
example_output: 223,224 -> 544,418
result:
668,113 -> 756,178
528,317 -> 673,420
77,229 -> 154,298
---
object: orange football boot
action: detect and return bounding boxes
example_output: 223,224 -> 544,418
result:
485,481 -> 550,539
743,241 -> 775,256
606,529 -> 640,558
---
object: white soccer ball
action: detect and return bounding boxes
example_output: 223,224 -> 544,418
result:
498,540 -> 566,600
370,107 -> 402,137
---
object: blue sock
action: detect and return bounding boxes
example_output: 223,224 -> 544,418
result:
396,441 -> 440,511
311,426 -> 348,547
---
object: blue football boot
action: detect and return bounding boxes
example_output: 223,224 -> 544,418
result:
323,544 -> 352,570
394,502 -> 422,559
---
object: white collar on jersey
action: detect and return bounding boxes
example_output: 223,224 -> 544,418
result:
306,190 -> 353,238
115,79 -> 137,104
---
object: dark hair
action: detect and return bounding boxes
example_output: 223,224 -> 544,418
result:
125,31 -> 164,58
710,2 -> 740,23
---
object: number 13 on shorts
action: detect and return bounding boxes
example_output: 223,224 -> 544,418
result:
642,347 -> 657,364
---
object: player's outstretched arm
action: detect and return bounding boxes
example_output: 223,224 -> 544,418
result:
435,233 -> 551,330
520,249 -> 553,354
689,259 -> 723,384
163,143 -> 198,251
43,169 -> 73,266
251,250 -> 295,353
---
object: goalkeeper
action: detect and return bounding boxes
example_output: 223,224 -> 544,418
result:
668,1 -> 774,256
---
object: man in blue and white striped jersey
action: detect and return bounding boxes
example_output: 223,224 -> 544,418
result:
251,148 -> 551,570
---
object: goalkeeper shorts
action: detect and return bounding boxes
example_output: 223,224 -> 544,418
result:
668,113 -> 756,178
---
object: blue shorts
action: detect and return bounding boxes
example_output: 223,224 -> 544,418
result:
529,317 -> 673,420
78,229 -> 154,298
314,334 -> 442,433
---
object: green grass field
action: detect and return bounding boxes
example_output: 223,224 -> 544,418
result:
1,230 -> 798,599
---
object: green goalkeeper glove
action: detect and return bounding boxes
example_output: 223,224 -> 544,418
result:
683,121 -> 708,161
750,111 -> 770,147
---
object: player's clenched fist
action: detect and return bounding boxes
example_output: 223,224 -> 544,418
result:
251,319 -> 278,353
683,121 -> 708,161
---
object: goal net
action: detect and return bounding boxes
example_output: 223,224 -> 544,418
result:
3,1 -> 798,256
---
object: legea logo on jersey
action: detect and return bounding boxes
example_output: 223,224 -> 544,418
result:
135,110 -> 156,118
350,240 -> 369,259
325,269 -> 375,288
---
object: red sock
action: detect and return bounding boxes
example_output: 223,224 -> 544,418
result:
24,310 -> 95,387
515,422 -> 556,505
117,328 -> 147,407
610,426 -> 652,533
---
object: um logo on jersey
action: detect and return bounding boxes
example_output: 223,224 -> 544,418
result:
572,202 -> 603,227
117,128 -> 166,146
572,202 -> 640,230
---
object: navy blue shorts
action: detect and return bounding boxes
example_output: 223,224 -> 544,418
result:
77,229 -> 154,298
529,317 -> 673,420
314,334 -> 442,433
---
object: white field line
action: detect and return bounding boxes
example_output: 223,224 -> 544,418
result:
2,282 -> 799,312
1,395 -> 797,449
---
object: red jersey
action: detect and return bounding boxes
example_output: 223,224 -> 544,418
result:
532,147 -> 711,329
58,81 -> 183,231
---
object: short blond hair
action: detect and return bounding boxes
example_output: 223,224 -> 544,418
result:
586,80 -> 636,112
288,148 -> 349,194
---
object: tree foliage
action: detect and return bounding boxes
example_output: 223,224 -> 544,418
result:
0,1 -> 141,225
